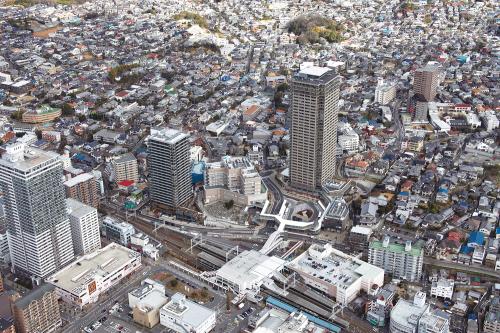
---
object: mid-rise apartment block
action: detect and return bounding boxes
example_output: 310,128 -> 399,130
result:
204,156 -> 266,206
289,66 -> 340,191
102,217 -> 135,246
64,173 -> 99,208
12,284 -> 62,333
368,236 -> 423,282
111,153 -> 139,184
375,78 -> 397,105
431,279 -> 454,299
66,198 -> 101,256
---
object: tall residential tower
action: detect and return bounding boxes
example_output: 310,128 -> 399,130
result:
0,143 -> 74,279
290,66 -> 340,191
147,128 -> 192,208
413,64 -> 440,102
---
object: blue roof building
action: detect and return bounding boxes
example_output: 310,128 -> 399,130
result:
467,231 -> 484,248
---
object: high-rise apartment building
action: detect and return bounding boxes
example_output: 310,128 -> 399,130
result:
11,283 -> 62,333
64,173 -> 99,208
111,153 -> 139,184
0,143 -> 74,279
66,198 -> 100,256
368,236 -> 423,282
147,128 -> 192,207
413,64 -> 440,102
289,66 -> 340,191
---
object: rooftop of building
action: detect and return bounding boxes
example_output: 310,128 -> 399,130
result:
207,155 -> 255,171
0,144 -> 60,172
66,198 -> 96,218
288,243 -> 383,291
134,289 -> 168,312
102,216 -> 135,231
46,242 -> 140,296
216,250 -> 285,289
14,283 -> 56,309
390,293 -> 428,329
113,152 -> 136,164
293,66 -> 339,85
161,293 -> 215,327
149,127 -> 188,145
64,172 -> 95,188
369,237 -> 423,257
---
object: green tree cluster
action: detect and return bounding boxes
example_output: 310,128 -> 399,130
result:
173,11 -> 208,28
287,15 -> 344,44
108,63 -> 139,82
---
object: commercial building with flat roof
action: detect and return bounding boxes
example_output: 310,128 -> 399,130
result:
160,293 -> 216,333
389,292 -> 429,333
289,66 -> 340,191
66,198 -> 101,256
216,250 -> 285,294
46,242 -> 141,308
287,243 -> 384,305
368,236 -> 424,282
129,280 -> 168,328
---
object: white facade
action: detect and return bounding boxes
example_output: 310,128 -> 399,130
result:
390,292 -> 429,333
46,242 -> 141,308
102,217 -> 135,246
430,279 -> 454,299
338,132 -> 360,153
66,198 -> 101,256
128,278 -> 167,309
205,156 -> 267,205
160,293 -> 216,333
0,232 -> 10,263
375,79 -> 397,105
481,111 -> 499,132
0,143 -> 75,279
287,243 -> 384,305
368,237 -> 424,282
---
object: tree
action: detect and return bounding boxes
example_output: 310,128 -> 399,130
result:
57,136 -> 67,154
35,129 -> 42,140
224,200 -> 234,210
62,103 -> 74,116
169,279 -> 178,288
77,114 -> 86,123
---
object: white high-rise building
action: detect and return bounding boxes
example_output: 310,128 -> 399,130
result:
0,143 -> 74,279
66,198 -> 101,256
